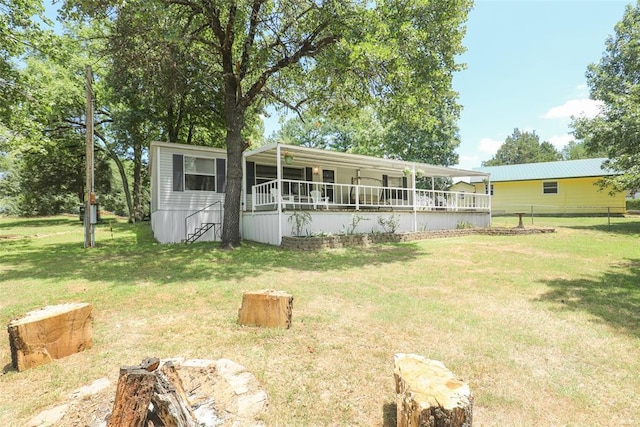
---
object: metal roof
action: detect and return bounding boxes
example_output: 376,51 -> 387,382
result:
245,143 -> 489,178
470,158 -> 616,182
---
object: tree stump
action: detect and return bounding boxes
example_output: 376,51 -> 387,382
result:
7,302 -> 93,371
237,289 -> 293,328
107,366 -> 156,427
394,353 -> 473,427
108,358 -> 199,427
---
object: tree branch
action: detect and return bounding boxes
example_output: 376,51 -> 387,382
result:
239,0 -> 266,80
242,28 -> 338,109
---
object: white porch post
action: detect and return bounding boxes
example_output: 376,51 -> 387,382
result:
488,176 -> 492,226
242,156 -> 247,212
411,167 -> 417,232
276,144 -> 283,244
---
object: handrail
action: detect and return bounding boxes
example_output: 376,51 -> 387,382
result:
252,179 -> 491,212
184,201 -> 222,241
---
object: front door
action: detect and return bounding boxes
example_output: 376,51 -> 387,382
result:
322,169 -> 335,202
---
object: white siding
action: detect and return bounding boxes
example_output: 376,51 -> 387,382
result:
156,146 -> 226,211
150,142 -> 227,243
241,212 -> 281,245
152,208 -> 222,243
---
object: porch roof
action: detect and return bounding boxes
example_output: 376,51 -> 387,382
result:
244,143 -> 489,178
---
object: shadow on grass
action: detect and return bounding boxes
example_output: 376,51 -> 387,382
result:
537,258 -> 640,338
563,219 -> 640,236
0,216 -> 79,229
0,220 -> 426,287
382,402 -> 397,427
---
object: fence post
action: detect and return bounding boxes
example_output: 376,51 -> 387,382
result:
530,205 -> 534,225
608,207 -> 611,231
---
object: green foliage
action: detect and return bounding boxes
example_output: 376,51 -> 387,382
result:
272,108 -> 384,154
288,211 -> 312,237
560,140 -> 606,160
343,213 -> 368,235
0,0 -> 56,125
572,3 -> 640,194
456,220 -> 474,229
377,214 -> 400,233
483,128 -> 562,166
627,199 -> 640,210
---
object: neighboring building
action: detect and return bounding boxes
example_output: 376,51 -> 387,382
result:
470,158 -> 626,215
449,181 -> 476,193
149,141 -> 491,245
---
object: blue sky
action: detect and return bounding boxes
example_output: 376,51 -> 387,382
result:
453,0 -> 630,169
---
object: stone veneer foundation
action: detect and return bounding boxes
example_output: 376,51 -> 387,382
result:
281,227 -> 555,251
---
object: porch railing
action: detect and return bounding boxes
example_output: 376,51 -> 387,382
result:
251,179 -> 490,212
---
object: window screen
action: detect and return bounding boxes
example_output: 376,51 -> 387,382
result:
543,181 -> 558,194
184,156 -> 215,191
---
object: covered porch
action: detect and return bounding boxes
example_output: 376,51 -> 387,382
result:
240,144 -> 491,245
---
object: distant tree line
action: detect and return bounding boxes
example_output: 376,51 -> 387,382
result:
481,128 -> 605,167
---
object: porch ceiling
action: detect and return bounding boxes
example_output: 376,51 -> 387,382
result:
244,143 -> 489,178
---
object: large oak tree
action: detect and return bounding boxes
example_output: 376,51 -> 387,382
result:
63,0 -> 472,248
158,0 -> 471,248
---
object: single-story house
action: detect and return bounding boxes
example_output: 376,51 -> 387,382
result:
449,181 -> 476,193
470,158 -> 626,215
150,141 -> 492,245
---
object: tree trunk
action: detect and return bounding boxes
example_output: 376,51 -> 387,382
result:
107,148 -> 134,223
132,141 -> 144,222
220,82 -> 246,248
394,353 -> 473,427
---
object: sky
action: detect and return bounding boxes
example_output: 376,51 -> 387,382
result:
452,0 -> 630,170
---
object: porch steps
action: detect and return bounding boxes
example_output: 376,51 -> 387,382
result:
184,222 -> 220,244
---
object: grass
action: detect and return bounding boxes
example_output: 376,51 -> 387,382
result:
1,214 -> 639,426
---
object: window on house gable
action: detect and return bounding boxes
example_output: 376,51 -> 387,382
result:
484,183 -> 494,195
543,181 -> 558,194
185,156 -> 216,191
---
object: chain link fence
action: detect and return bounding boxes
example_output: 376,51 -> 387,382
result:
489,204 -> 638,231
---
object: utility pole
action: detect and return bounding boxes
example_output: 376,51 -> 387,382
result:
84,65 -> 95,248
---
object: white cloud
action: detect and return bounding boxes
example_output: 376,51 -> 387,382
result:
547,134 -> 575,148
478,137 -> 502,154
457,154 -> 482,170
575,83 -> 588,95
542,98 -> 603,120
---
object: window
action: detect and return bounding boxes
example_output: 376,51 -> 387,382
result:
484,183 -> 494,195
254,164 -> 303,193
185,156 -> 215,191
543,181 -> 558,194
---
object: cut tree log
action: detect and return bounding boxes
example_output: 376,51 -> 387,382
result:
148,362 -> 198,427
107,358 -> 200,427
107,367 -> 156,427
394,353 -> 473,427
238,289 -> 293,328
7,302 -> 93,371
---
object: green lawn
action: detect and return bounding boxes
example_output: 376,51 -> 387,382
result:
1,215 -> 639,426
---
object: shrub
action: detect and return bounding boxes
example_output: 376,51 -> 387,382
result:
626,199 -> 640,210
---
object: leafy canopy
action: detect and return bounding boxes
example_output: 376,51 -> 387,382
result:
572,2 -> 640,193
482,128 -> 561,166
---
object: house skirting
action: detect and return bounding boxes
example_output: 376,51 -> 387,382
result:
241,210 -> 491,246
